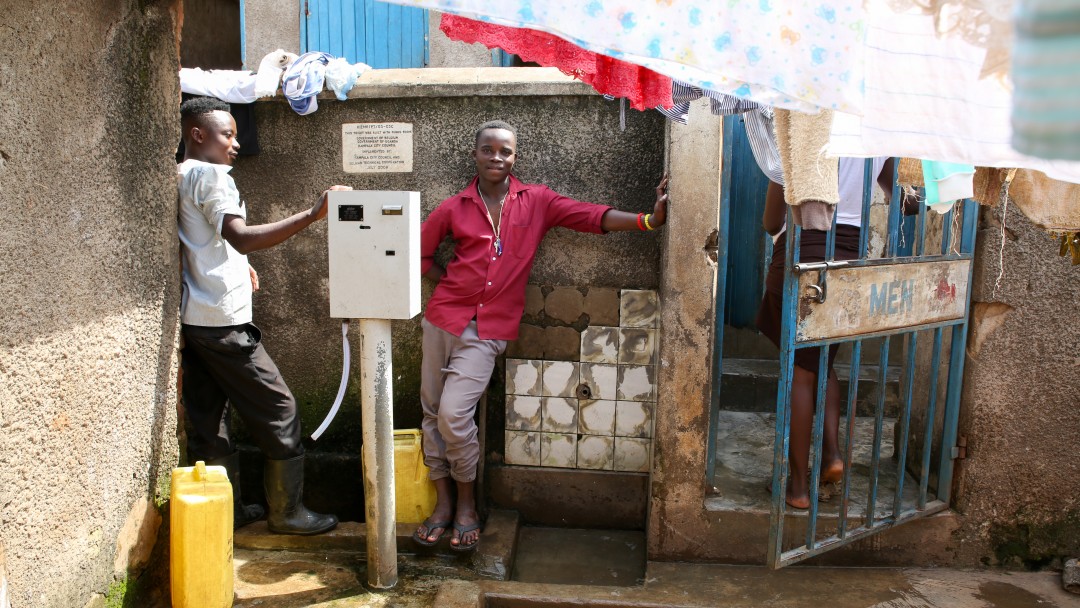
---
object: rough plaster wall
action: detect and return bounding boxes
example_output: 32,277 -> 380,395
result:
953,202 -> 1080,566
428,11 -> 495,68
180,0 -> 241,69
243,0 -> 300,68
229,95 -> 664,452
0,1 -> 181,606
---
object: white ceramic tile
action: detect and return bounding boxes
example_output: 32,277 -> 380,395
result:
505,431 -> 540,466
580,326 -> 619,364
620,289 -> 659,328
540,433 -> 577,468
506,358 -> 543,396
579,363 -> 618,401
613,437 -> 651,472
506,395 -> 542,431
617,365 -> 657,402
618,328 -> 657,365
541,397 -> 578,433
578,399 -> 616,436
541,361 -> 580,397
615,401 -> 653,438
576,435 -> 615,470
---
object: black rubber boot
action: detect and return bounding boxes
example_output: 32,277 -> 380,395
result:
206,452 -> 265,529
263,455 -> 338,535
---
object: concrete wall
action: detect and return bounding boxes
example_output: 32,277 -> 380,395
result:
0,1 -> 181,607
228,69 -> 663,502
952,201 -> 1080,567
181,0 -> 241,69
242,0 -> 300,69
428,11 -> 495,68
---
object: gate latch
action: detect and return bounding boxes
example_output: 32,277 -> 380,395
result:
950,435 -> 968,460
797,261 -> 847,305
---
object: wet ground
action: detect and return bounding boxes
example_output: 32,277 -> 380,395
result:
221,522 -> 1080,608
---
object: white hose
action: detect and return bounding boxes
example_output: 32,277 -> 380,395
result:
310,320 -> 351,440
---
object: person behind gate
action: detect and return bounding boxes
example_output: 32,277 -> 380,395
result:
415,121 -> 670,552
177,96 -> 349,534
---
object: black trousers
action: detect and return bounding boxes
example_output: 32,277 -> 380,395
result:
181,323 -> 303,462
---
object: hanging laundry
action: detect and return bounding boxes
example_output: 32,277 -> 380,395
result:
828,5 -> 1080,185
324,58 -> 371,101
282,52 -> 333,116
774,108 -> 839,231
1011,0 -> 1080,161
384,0 -> 868,113
440,14 -> 672,110
254,49 -> 300,99
670,82 -> 783,184
921,160 -> 975,214
180,68 -> 258,104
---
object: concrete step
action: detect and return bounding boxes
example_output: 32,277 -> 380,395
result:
719,357 -> 902,417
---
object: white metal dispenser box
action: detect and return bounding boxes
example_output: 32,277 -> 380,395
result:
327,190 -> 421,319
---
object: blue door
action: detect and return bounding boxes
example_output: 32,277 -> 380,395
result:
302,0 -> 429,68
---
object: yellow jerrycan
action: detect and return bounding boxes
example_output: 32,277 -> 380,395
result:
170,461 -> 233,608
361,429 -> 438,523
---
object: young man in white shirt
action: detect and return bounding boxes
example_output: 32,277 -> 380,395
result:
177,96 -> 348,534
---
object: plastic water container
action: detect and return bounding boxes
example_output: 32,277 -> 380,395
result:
170,461 -> 233,608
362,429 -> 438,523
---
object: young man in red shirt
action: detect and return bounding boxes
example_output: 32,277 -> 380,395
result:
415,121 -> 669,551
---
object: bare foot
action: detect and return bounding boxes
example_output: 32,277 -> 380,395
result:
822,459 -> 844,484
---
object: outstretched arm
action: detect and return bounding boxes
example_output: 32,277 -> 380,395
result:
222,185 -> 352,254
600,174 -> 669,232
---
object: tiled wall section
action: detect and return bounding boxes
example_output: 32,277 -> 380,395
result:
505,289 -> 658,472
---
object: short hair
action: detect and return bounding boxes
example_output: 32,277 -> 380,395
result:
180,96 -> 230,129
475,120 -> 517,145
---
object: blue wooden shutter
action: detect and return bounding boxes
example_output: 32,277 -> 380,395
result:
302,0 -> 429,68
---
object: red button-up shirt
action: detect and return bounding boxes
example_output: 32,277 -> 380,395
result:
422,175 -> 611,340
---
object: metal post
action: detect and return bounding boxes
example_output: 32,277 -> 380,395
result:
359,318 -> 397,589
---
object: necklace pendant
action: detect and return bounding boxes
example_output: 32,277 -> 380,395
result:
495,236 -> 503,256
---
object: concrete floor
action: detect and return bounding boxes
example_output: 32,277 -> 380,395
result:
511,528 -> 646,586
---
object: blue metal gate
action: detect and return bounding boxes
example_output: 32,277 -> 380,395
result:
301,0 -> 429,69
765,161 -> 978,568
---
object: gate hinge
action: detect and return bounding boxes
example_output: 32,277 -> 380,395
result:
951,436 -> 968,460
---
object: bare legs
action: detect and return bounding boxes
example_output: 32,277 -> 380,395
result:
414,477 -> 480,549
787,365 -> 844,509
451,480 -> 480,549
415,477 -> 454,542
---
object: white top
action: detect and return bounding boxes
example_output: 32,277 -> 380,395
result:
835,156 -> 888,227
177,159 -> 252,326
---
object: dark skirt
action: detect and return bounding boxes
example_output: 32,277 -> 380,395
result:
755,224 -> 861,375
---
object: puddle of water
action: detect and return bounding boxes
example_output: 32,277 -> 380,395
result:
975,580 -> 1056,608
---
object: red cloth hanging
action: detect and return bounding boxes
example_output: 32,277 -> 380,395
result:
440,14 -> 674,111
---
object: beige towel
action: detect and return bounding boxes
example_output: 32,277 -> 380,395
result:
774,108 -> 839,230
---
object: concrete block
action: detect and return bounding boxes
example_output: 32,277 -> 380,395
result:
577,435 -> 615,470
615,401 -> 654,438
541,397 -> 578,433
620,289 -> 659,328
1065,558 -> 1080,594
540,433 -> 577,468
505,395 -> 542,431
506,358 -> 543,396
545,286 -> 585,324
578,399 -> 616,435
505,431 -> 540,466
617,365 -> 657,402
506,323 -> 545,359
544,326 -> 581,361
541,361 -> 580,397
618,328 -> 657,365
581,326 -> 619,364
614,437 -> 651,472
584,287 -> 620,326
524,284 -> 544,318
579,362 -> 618,401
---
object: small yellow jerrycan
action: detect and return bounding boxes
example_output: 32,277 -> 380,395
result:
361,429 -> 438,523
170,461 -> 233,608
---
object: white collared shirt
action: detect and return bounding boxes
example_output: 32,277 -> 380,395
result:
177,159 -> 252,326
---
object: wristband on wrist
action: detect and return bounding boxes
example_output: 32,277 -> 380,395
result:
636,212 -> 646,231
644,213 -> 654,231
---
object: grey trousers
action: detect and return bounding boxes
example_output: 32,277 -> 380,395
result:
181,323 -> 304,462
420,318 -> 506,482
